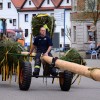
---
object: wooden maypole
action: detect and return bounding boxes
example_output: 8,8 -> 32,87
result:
42,56 -> 100,81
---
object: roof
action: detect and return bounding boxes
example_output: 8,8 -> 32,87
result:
51,0 -> 63,7
11,0 -> 71,10
32,0 -> 44,8
11,0 -> 25,9
20,6 -> 72,12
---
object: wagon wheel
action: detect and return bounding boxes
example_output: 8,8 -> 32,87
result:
59,71 -> 73,91
19,61 -> 32,91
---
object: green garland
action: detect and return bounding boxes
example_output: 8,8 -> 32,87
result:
0,39 -> 27,68
0,37 -> 29,82
60,49 -> 86,65
31,14 -> 56,38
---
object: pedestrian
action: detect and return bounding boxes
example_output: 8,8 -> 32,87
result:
95,43 -> 100,57
86,41 -> 95,54
89,41 -> 95,50
29,27 -> 57,76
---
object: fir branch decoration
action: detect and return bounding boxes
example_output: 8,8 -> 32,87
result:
60,49 -> 86,65
31,14 -> 56,38
0,38 -> 28,82
0,39 -> 26,68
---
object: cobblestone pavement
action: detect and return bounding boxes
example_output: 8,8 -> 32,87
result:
0,59 -> 100,100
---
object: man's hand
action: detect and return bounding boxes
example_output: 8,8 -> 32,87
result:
29,44 -> 35,56
28,52 -> 31,56
44,52 -> 48,56
43,46 -> 52,56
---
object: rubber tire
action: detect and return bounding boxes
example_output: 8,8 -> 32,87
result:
19,61 -> 32,91
59,71 -> 73,91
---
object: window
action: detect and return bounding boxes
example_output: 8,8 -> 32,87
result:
9,19 -> 12,23
25,29 -> 28,37
13,19 -> 16,26
60,44 -> 62,48
67,0 -> 69,3
8,2 -> 11,8
50,13 -> 54,16
87,26 -> 94,41
25,14 -> 28,22
86,0 -> 97,11
73,0 -> 77,11
47,0 -> 50,4
61,28 -> 64,36
0,20 -> 3,32
73,26 -> 76,42
32,14 -> 36,17
29,1 -> 31,5
0,3 -> 3,10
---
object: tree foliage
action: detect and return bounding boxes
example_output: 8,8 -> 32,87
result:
86,0 -> 100,25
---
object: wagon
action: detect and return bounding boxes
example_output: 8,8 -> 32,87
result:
18,52 -> 74,91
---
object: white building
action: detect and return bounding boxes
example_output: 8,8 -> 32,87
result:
0,0 -> 72,48
0,0 -> 18,29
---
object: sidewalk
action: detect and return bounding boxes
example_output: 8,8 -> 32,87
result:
85,59 -> 100,67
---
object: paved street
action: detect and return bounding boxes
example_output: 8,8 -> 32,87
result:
0,59 -> 100,100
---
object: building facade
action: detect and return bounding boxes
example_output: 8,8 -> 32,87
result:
71,0 -> 100,51
0,0 -> 19,29
0,0 -> 72,47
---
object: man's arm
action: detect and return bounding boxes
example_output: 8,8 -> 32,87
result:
29,44 -> 36,54
44,37 -> 53,56
29,37 -> 38,54
44,46 -> 52,56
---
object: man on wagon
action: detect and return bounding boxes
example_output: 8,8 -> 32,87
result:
29,27 -> 57,76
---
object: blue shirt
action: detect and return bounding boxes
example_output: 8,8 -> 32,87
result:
33,35 -> 53,53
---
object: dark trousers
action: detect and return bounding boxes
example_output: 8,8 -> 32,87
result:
34,52 -> 52,68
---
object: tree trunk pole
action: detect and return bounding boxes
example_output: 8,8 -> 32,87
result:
42,56 -> 100,81
21,52 -> 100,82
